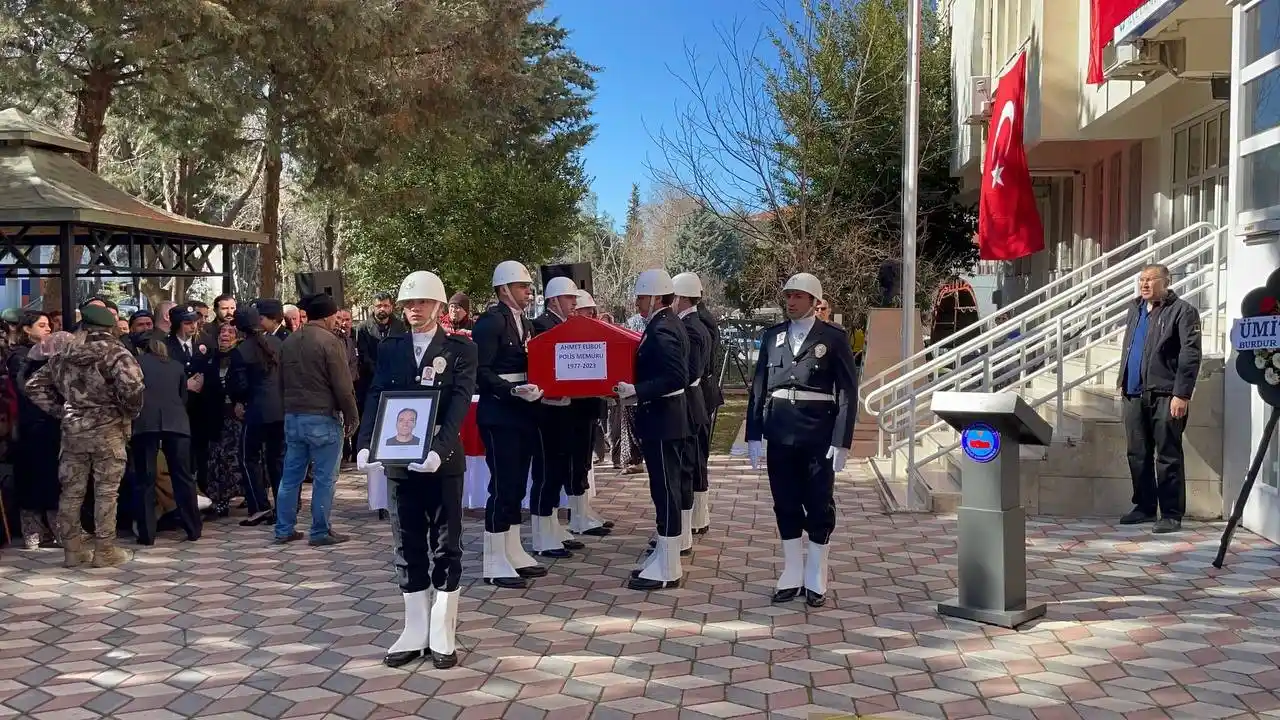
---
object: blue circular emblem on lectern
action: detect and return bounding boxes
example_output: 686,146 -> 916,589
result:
960,423 -> 1001,463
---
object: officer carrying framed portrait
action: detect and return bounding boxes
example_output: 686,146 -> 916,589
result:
368,390 -> 442,466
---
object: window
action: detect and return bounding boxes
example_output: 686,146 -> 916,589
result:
1239,0 -> 1280,225
1246,67 -> 1280,137
1128,143 -> 1144,238
1245,0 -> 1280,65
1242,143 -> 1280,213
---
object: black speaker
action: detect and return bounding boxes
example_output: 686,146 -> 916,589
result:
540,262 -> 593,295
1211,76 -> 1230,101
296,271 -> 345,308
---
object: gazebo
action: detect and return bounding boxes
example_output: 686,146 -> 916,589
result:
0,108 -> 266,313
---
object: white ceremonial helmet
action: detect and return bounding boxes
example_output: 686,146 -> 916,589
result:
544,276 -> 579,299
634,269 -> 675,297
397,270 -> 448,304
782,272 -> 824,302
576,290 -> 597,309
492,260 -> 533,287
672,272 -> 703,298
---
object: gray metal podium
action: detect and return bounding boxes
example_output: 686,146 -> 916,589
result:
930,391 -> 1053,629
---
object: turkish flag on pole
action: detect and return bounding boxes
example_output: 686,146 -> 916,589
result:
1088,0 -> 1145,84
978,52 -> 1043,262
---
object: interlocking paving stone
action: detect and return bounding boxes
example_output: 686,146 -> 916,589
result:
1,457 -> 1278,719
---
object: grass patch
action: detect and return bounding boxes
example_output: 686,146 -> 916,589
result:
710,395 -> 748,453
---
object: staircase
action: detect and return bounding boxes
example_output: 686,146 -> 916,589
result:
861,222 -> 1229,517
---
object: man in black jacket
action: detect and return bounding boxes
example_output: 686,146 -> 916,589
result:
1117,264 -> 1202,533
616,269 -> 691,591
671,273 -> 711,555
356,292 -> 405,407
164,304 -> 212,493
675,272 -> 722,536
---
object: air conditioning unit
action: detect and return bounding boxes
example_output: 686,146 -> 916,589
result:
1103,39 -> 1169,81
962,76 -> 992,125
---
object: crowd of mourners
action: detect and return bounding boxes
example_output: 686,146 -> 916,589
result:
0,288 -> 643,562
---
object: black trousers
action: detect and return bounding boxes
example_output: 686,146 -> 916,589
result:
566,410 -> 595,497
482,424 -> 537,533
131,433 -> 202,544
678,436 -> 697,510
531,413 -> 573,516
239,421 -> 284,514
1123,394 -> 1186,520
766,441 -> 835,544
693,424 -> 710,493
642,437 -> 686,537
388,471 -> 464,593
191,430 -> 211,495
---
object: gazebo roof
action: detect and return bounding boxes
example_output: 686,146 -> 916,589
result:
0,108 -> 265,244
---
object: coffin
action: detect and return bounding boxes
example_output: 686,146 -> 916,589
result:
528,315 -> 642,398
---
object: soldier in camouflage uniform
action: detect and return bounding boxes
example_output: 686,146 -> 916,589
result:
25,305 -> 145,567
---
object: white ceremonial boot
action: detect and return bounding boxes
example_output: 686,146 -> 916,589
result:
383,590 -> 430,667
483,531 -> 526,589
569,494 -> 610,536
803,540 -> 830,608
771,538 -> 805,603
680,509 -> 694,552
505,527 -> 547,577
428,589 -> 460,669
628,535 -> 682,590
531,515 -> 572,558
692,491 -> 710,533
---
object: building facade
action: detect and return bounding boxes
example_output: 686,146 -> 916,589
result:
949,0 -> 1280,540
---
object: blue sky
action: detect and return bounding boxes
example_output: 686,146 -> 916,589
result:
540,0 -> 790,227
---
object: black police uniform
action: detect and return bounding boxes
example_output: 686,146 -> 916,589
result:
679,308 -> 711,520
164,306 -> 214,495
693,303 -> 724,532
633,306 -> 691,541
746,317 -> 858,547
358,329 -> 477,598
527,309 -> 578,557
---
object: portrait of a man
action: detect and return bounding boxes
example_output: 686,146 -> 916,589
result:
385,408 -> 422,446
371,392 -> 438,464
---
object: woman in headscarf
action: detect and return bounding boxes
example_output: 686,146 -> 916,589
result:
13,327 -> 66,549
226,306 -> 284,526
203,322 -> 245,515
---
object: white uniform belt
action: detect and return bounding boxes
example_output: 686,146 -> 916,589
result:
662,388 -> 685,398
689,378 -> 701,387
771,389 -> 835,402
499,373 -> 527,382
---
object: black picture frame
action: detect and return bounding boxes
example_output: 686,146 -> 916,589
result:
368,389 -> 442,467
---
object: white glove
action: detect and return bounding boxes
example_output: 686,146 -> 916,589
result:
614,382 -> 636,399
748,440 -> 763,469
356,448 -> 382,472
827,446 -> 849,472
407,451 -> 441,474
512,383 -> 544,402
541,396 -> 571,407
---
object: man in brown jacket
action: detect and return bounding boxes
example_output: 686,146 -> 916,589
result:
273,293 -> 360,546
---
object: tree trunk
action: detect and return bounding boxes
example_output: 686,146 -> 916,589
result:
73,66 -> 116,172
260,88 -> 283,299
323,205 -> 338,271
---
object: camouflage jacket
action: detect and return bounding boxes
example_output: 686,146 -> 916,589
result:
25,329 -> 145,440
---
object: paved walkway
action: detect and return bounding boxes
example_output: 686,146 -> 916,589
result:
1,457 -> 1280,720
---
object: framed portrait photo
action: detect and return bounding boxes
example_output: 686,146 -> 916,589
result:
368,390 -> 442,467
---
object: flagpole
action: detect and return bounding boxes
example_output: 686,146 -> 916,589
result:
901,0 -> 922,364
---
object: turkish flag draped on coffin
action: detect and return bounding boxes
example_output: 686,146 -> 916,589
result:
1087,0 -> 1145,85
978,51 -> 1044,262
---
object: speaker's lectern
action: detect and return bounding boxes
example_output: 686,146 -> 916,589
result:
930,391 -> 1053,629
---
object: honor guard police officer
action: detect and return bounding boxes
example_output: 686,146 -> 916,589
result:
566,290 -> 614,536
473,260 -> 549,588
672,272 -> 716,536
356,271 -> 477,670
746,272 -> 858,608
528,276 -> 587,558
616,269 -> 692,591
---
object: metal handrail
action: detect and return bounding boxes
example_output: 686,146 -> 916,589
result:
883,261 -> 1220,472
863,221 -> 1221,419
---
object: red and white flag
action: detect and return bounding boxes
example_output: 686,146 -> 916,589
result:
1088,0 -> 1144,85
978,52 -> 1043,262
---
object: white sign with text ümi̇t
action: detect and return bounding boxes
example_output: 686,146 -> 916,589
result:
555,341 -> 607,381
1232,315 -> 1280,351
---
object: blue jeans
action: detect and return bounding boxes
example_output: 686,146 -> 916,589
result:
275,414 -> 343,541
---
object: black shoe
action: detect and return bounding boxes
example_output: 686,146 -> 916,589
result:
680,548 -> 692,557
273,531 -> 304,545
692,526 -> 709,535
772,587 -> 801,603
1153,517 -> 1182,533
431,651 -> 458,669
602,520 -> 615,529
515,565 -> 547,579
562,539 -> 585,550
574,526 -> 611,537
648,539 -> 657,549
377,509 -> 389,521
535,548 -> 573,559
627,577 -> 680,591
805,589 -> 826,608
1120,509 -> 1156,525
383,649 -> 425,668
484,576 -> 528,589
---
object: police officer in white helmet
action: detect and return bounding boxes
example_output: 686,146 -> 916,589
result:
356,270 -> 476,669
670,272 -> 713,548
745,272 -> 858,608
616,269 -> 692,591
473,260 -> 549,588
567,290 -> 615,534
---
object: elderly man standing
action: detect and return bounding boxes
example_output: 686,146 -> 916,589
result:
1118,263 -> 1202,534
274,293 -> 360,546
